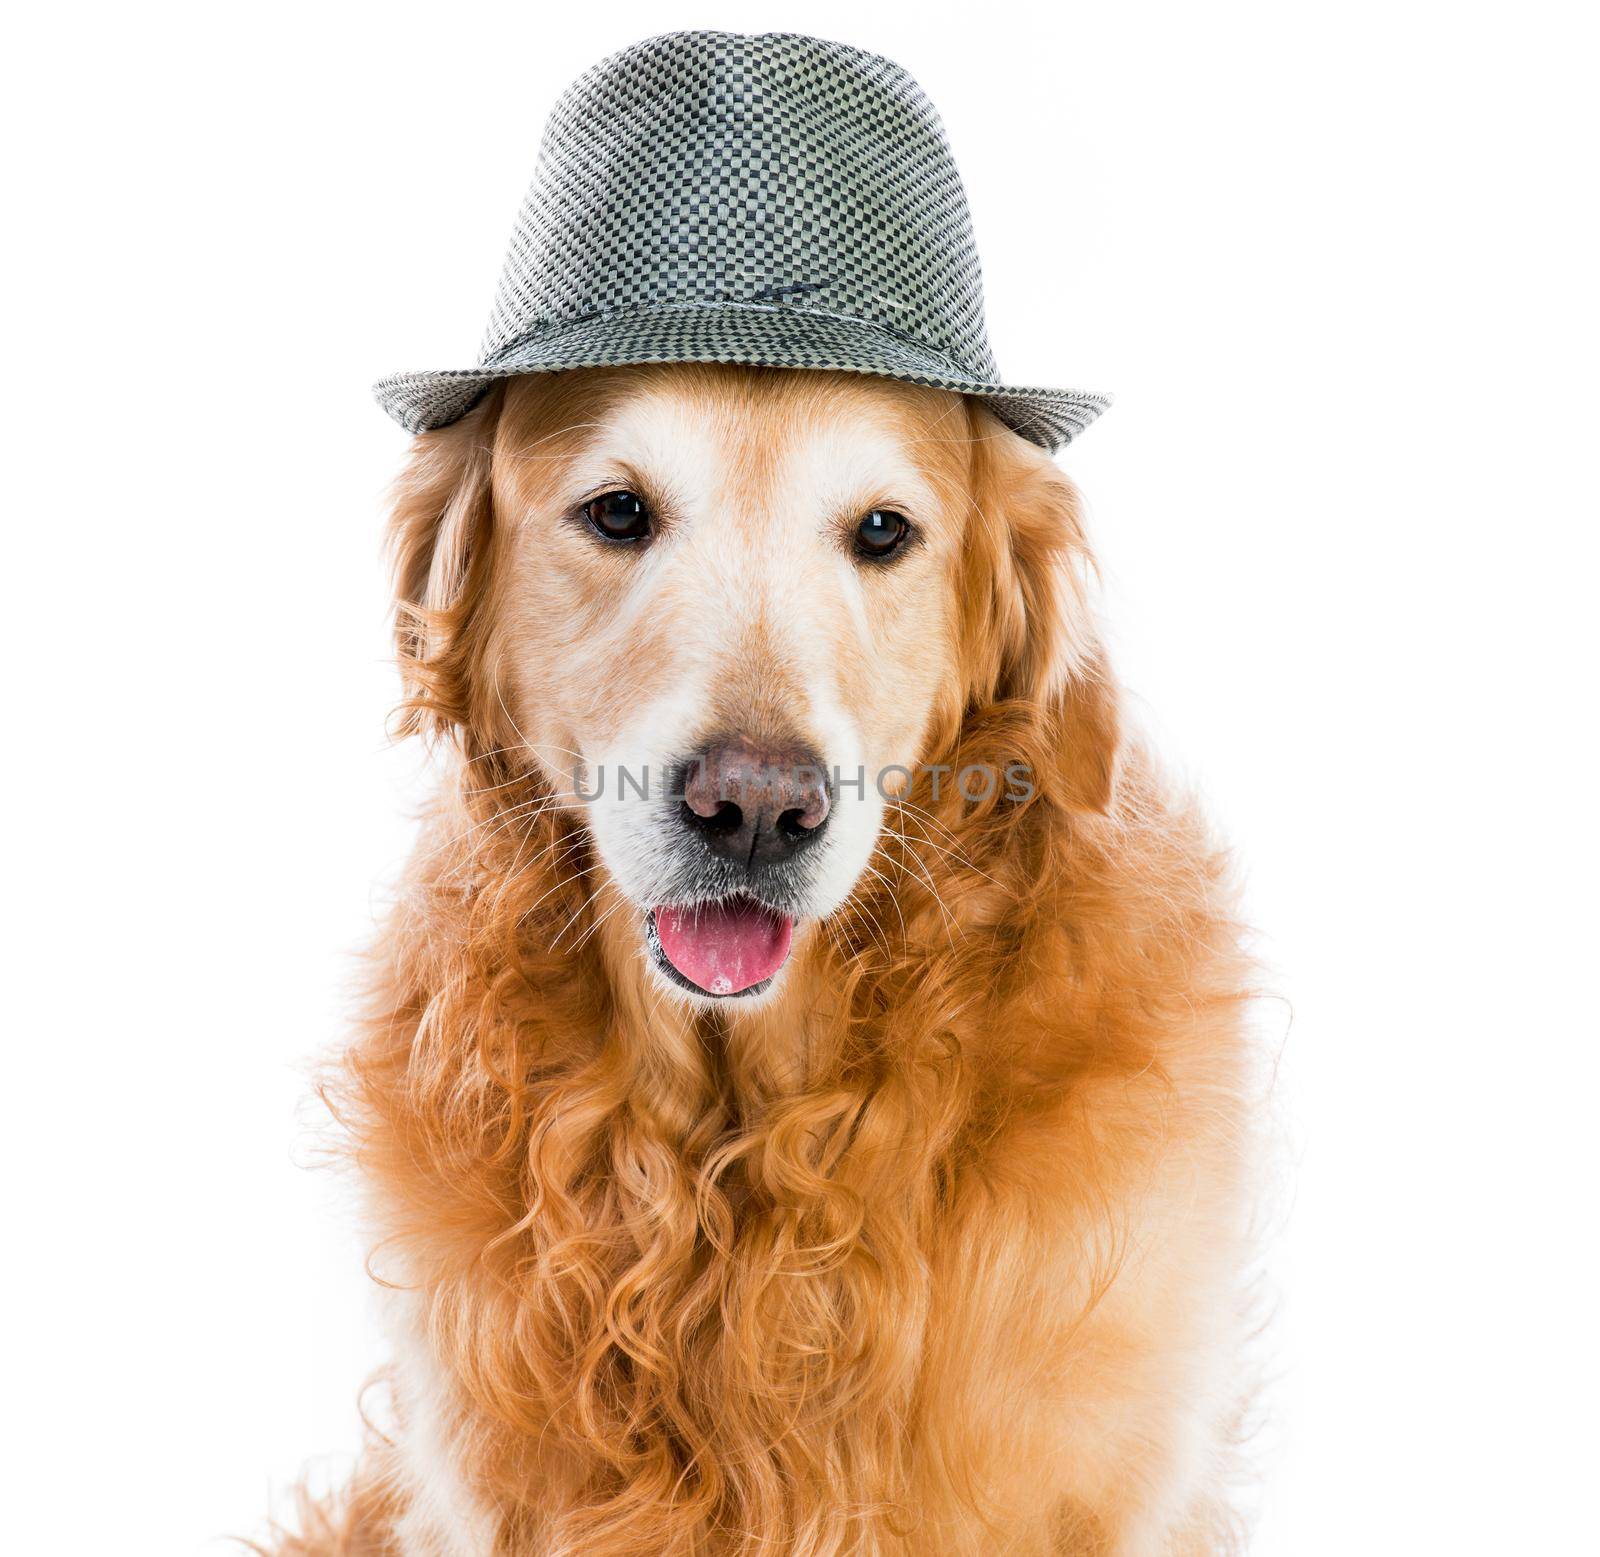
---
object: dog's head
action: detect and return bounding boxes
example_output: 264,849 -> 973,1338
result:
388,366 -> 1116,1006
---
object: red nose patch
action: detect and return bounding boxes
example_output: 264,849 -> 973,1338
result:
653,898 -> 794,995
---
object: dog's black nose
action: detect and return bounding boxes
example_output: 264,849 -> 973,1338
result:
679,739 -> 831,868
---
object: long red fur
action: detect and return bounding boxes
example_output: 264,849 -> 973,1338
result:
266,369 -> 1259,1555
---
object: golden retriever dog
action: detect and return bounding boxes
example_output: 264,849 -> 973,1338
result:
270,364 -> 1257,1555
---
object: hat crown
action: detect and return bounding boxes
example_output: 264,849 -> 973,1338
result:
481,31 -> 998,380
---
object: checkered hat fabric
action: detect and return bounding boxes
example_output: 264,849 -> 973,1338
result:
373,31 -> 1109,451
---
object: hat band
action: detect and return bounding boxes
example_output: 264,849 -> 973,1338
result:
482,296 -> 985,382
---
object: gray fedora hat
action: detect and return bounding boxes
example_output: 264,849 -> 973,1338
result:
374,30 -> 1109,451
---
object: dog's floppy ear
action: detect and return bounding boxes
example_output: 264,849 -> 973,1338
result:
961,407 -> 1121,813
386,389 -> 504,741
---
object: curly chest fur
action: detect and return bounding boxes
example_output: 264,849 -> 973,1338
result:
353,912 -> 1249,1557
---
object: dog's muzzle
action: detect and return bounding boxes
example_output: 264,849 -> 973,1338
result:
646,737 -> 832,998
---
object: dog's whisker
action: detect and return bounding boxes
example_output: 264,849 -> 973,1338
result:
496,832 -> 594,927
547,876 -> 613,953
491,682 -> 563,773
566,886 -> 637,957
892,800 -> 1001,888
886,797 -> 978,863
831,880 -> 896,965
858,859 -> 911,948
456,759 -> 556,797
410,788 -> 585,874
494,418 -> 611,464
514,849 -> 600,929
407,794 -> 555,873
891,820 -> 993,898
877,831 -> 962,947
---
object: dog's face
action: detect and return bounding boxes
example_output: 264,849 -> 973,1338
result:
397,365 -> 1110,1006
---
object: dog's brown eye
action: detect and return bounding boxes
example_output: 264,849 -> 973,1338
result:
584,490 -> 652,543
854,509 -> 911,560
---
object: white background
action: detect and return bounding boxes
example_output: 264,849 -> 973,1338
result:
3,2 -> 1596,1552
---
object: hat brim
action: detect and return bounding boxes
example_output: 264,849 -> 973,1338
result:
372,304 -> 1109,453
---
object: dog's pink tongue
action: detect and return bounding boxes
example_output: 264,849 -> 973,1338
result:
655,900 -> 793,995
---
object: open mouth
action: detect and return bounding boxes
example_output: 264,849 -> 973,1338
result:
646,895 -> 795,999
